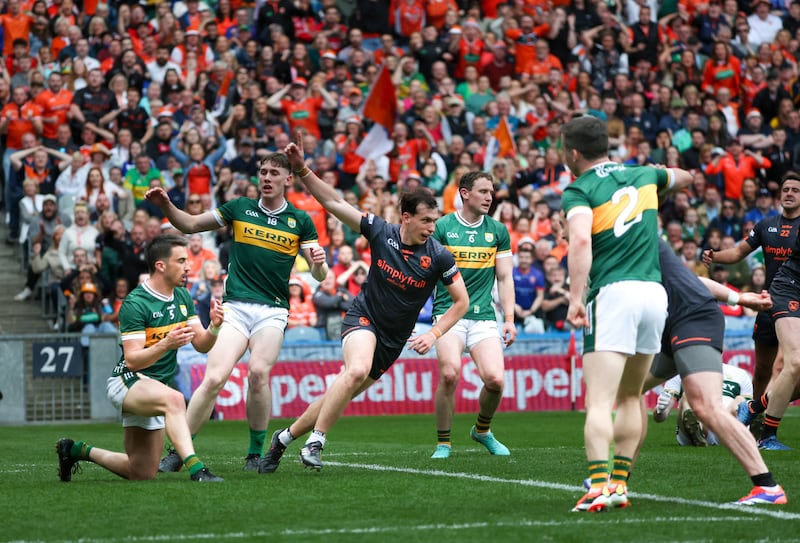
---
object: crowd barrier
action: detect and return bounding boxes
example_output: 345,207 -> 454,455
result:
0,330 -> 759,424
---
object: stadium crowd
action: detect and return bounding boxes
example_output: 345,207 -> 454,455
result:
4,0 -> 795,341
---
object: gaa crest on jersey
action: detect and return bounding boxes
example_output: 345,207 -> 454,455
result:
420,256 -> 431,269
485,233 -> 494,243
790,300 -> 799,312
288,218 -> 296,228
179,304 -> 187,317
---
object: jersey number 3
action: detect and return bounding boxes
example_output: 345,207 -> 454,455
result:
611,186 -> 642,238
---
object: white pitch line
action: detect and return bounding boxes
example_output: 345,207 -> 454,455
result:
325,461 -> 800,521
0,516 -> 759,543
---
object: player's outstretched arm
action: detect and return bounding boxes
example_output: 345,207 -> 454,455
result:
144,187 -> 221,234
284,131 -> 363,233
697,276 -> 773,312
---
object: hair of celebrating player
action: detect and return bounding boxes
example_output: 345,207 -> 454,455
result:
459,170 -> 495,192
260,152 -> 292,172
146,234 -> 188,273
399,187 -> 437,216
561,116 -> 609,162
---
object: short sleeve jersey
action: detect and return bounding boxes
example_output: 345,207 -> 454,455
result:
561,162 -> 672,297
215,197 -> 318,308
351,213 -> 461,348
113,282 -> 200,385
744,214 -> 800,286
722,364 -> 753,401
432,211 -> 511,320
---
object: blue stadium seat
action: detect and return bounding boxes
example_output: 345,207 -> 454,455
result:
283,326 -> 325,344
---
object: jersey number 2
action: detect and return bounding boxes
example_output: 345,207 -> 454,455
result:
611,186 -> 642,238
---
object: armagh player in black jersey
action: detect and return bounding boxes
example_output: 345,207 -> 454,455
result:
256,134 -> 469,473
639,240 -> 786,505
703,173 -> 800,402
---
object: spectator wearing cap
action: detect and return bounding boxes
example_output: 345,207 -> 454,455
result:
227,135 -> 259,178
739,109 -> 774,150
748,0 -> 783,47
66,281 -> 118,342
448,17 -> 486,80
745,187 -> 780,223
481,40 -> 515,92
172,26 -> 214,73
753,69 -> 789,125
266,77 -> 337,140
287,276 -> 317,329
443,95 -> 474,140
658,98 -> 688,134
336,86 -> 363,123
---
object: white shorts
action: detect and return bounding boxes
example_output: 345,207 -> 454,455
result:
436,317 -> 500,352
585,281 -> 667,355
223,300 -> 289,339
106,375 -> 165,430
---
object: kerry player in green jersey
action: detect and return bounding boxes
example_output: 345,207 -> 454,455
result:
146,154 -> 328,472
429,170 -> 517,459
560,116 -> 693,512
56,235 -> 225,482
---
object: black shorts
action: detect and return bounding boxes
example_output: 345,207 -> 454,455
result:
341,312 -> 404,381
752,311 -> 779,346
661,306 -> 724,359
769,274 -> 800,323
650,344 -> 723,381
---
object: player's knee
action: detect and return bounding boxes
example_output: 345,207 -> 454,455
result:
247,367 -> 270,390
688,399 -> 716,423
343,364 -> 370,386
482,372 -> 504,392
164,389 -> 187,416
201,372 -> 230,395
439,367 -> 460,388
128,466 -> 158,481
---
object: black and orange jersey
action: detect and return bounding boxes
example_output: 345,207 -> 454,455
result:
745,214 -> 800,286
348,213 -> 459,348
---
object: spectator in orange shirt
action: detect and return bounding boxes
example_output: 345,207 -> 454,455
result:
287,276 -> 318,329
526,40 -> 564,84
505,15 -> 548,75
185,233 -> 218,292
36,71 -> 73,147
0,0 -> 34,56
266,78 -> 337,140
705,138 -> 771,201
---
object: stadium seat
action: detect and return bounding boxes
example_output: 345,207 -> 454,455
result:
284,326 -> 325,344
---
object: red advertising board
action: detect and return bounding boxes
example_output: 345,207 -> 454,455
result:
189,350 -> 758,420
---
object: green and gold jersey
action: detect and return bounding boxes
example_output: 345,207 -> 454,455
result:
214,197 -> 318,309
113,282 -> 200,385
561,162 -> 673,298
432,211 -> 512,320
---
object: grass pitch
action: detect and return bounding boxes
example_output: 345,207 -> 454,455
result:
3,410 -> 799,543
